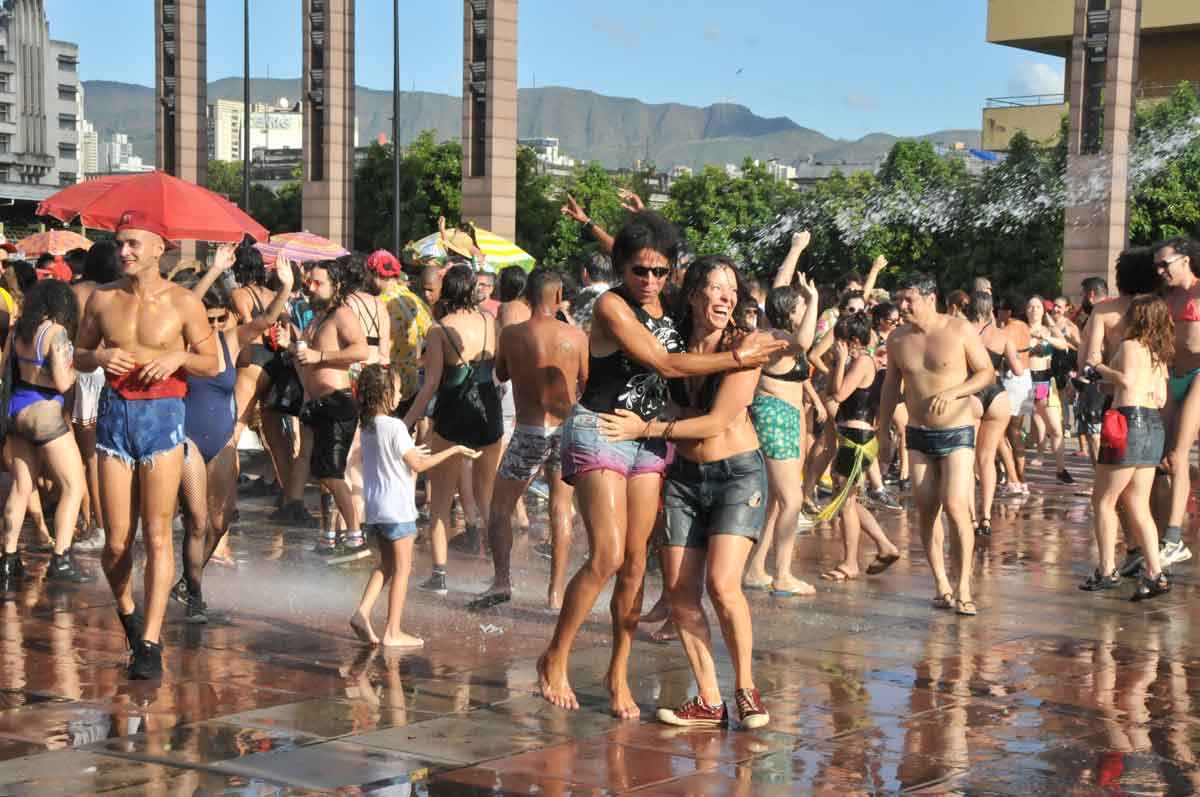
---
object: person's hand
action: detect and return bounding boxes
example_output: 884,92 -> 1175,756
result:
455,445 -> 482,460
733,332 -> 790,368
618,188 -> 645,214
560,195 -> 589,224
438,215 -> 447,235
791,230 -> 811,252
211,244 -> 236,273
98,348 -> 138,377
834,340 -> 849,363
813,399 -> 828,424
275,254 -> 295,291
598,409 -> 648,443
928,388 -> 959,416
273,321 -> 292,349
870,254 -> 888,273
139,350 -> 188,383
293,346 -> 322,366
796,272 -> 818,303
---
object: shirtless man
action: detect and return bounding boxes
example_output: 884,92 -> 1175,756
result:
1151,238 -> 1199,568
469,269 -> 587,611
877,273 -> 994,617
293,258 -> 369,559
74,216 -> 219,679
419,265 -> 442,312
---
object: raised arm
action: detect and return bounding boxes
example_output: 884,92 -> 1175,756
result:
862,255 -> 887,298
237,256 -> 295,345
791,272 -> 820,352
192,244 -> 235,300
773,231 -> 811,289
561,194 -> 615,254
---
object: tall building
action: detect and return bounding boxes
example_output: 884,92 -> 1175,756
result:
103,132 -> 151,173
79,118 -> 99,175
0,0 -> 83,196
982,0 -> 1200,151
208,98 -> 355,163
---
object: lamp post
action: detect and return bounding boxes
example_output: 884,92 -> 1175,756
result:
242,0 -> 251,213
392,0 -> 402,257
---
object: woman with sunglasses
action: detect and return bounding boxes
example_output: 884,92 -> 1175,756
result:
169,249 -> 294,622
538,213 -> 785,720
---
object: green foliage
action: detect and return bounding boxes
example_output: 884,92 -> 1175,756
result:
205,160 -> 301,235
538,162 -> 626,269
1130,83 -> 1200,244
514,146 -> 559,264
353,132 -> 462,253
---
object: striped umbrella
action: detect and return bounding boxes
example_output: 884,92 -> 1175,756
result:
407,226 -> 535,272
255,231 -> 350,264
16,229 -> 93,257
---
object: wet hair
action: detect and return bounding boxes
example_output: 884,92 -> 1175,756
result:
993,293 -> 1021,316
310,256 -> 354,307
35,253 -> 54,270
676,255 -> 754,348
64,248 -> 89,279
1115,246 -> 1162,296
232,234 -> 268,287
837,271 -> 864,293
898,272 -> 938,296
946,289 -> 970,315
82,240 -> 121,284
1153,236 -> 1198,277
765,285 -> 800,331
834,309 -> 872,348
1124,294 -> 1175,370
611,211 -> 681,275
16,277 -> 79,343
356,363 -> 395,430
583,251 -> 613,284
872,301 -> 899,329
8,260 -> 37,295
966,291 -> 994,324
1080,276 -> 1108,298
439,264 -> 477,314
523,267 -> 562,309
838,290 -> 865,313
498,266 -> 527,303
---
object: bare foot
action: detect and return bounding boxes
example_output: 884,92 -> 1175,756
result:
381,631 -> 424,648
639,596 -> 669,625
649,620 -> 678,643
537,652 -> 578,710
603,671 -> 640,720
771,577 -> 816,596
350,611 -> 379,645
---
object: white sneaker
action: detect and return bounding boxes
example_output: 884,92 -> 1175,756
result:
72,531 -> 105,551
1161,540 -> 1193,567
796,514 -> 815,530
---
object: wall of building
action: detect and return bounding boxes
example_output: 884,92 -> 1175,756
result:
987,0 -> 1200,53
1140,30 -> 1200,91
982,103 -> 1069,150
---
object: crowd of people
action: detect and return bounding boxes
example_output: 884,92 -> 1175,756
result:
0,200 -> 1194,730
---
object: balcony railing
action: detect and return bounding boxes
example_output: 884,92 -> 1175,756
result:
986,94 -> 1066,108
1138,81 -> 1197,100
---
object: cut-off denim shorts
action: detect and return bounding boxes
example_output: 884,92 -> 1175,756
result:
365,521 -> 418,542
96,390 -> 186,467
663,450 -> 767,549
559,404 -> 673,485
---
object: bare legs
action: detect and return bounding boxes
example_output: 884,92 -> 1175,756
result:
747,456 -> 813,594
975,394 -> 1011,529
911,448 -> 977,609
73,424 -> 103,535
1093,466 -> 1163,578
1034,396 -> 1066,475
353,535 -> 420,647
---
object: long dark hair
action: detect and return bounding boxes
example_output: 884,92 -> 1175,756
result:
1125,294 -> 1175,370
356,363 -> 394,429
16,279 -> 79,343
675,255 -> 753,350
232,234 -> 268,288
439,265 -> 477,314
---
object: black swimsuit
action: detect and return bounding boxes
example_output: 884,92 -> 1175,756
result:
348,293 -> 382,347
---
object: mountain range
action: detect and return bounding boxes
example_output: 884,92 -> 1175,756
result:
82,79 -> 980,172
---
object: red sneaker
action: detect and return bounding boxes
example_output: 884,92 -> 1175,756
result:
656,695 -> 728,728
734,688 -> 770,729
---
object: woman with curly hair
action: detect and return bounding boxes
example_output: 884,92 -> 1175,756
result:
0,279 -> 91,583
1083,294 -> 1173,600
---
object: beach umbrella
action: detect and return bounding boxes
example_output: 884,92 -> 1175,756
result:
35,171 -> 268,243
255,231 -> 350,264
407,226 -> 535,272
16,229 -> 93,257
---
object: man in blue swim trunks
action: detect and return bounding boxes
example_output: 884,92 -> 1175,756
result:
75,215 -> 220,680
878,273 -> 995,618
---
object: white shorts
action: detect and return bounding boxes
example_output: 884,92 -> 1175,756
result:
1003,372 -> 1034,418
72,367 -> 105,427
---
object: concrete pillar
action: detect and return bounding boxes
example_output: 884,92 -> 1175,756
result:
301,0 -> 355,249
461,0 -> 518,242
1062,0 -> 1141,298
155,0 -> 206,259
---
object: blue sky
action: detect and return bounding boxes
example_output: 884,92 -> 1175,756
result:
46,0 -> 1064,140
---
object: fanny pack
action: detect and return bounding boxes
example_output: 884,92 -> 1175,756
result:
1098,408 -> 1127,465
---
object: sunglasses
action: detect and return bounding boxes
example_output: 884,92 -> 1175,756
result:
1156,254 -> 1184,269
631,266 -> 670,279
207,313 -> 229,326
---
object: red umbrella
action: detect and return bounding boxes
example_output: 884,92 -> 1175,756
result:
35,171 -> 268,243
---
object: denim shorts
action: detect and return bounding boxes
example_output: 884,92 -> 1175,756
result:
365,521 -> 418,541
559,404 -> 673,485
96,389 -> 186,467
906,425 -> 975,459
1099,406 -> 1163,468
663,450 -> 767,549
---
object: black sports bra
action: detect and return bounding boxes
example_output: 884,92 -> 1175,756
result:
348,293 -> 382,347
763,351 -> 810,383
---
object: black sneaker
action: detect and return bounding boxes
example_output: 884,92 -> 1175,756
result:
1131,572 -> 1172,602
184,592 -> 208,624
417,572 -> 448,596
170,578 -> 189,606
448,527 -> 482,555
1079,568 -> 1122,591
0,552 -> 26,581
315,534 -> 339,556
129,640 -> 163,680
896,478 -> 912,491
1118,548 -> 1145,579
47,552 -> 92,583
271,501 -> 318,528
1057,469 -> 1075,485
118,611 -> 145,650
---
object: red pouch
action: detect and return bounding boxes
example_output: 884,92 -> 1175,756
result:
1098,408 -> 1127,465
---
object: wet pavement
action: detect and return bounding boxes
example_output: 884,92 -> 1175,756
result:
2,452 -> 1200,794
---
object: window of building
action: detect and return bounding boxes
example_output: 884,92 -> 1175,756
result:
58,114 -> 76,130
0,104 -> 10,122
57,56 -> 77,72
0,134 -> 10,154
59,143 -> 76,159
57,84 -> 76,101
59,172 -> 76,185
0,168 -> 8,183
0,75 -> 9,93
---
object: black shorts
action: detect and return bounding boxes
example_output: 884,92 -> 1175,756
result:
833,427 -> 875,481
906,425 -> 975,458
300,388 -> 358,479
978,383 -> 1005,414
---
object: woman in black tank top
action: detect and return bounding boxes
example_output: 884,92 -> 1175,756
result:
540,213 -> 786,721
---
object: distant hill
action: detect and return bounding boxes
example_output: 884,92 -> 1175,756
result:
82,80 -> 981,172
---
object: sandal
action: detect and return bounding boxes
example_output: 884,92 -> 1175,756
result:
1079,568 -> 1121,592
932,593 -> 954,610
975,519 -> 992,537
742,576 -> 772,591
955,598 -> 978,617
865,553 -> 900,576
1131,572 -> 1171,602
820,566 -> 858,582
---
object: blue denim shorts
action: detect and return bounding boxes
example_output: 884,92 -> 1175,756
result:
663,450 -> 767,549
559,404 -> 673,486
96,389 -> 186,467
366,521 -> 418,542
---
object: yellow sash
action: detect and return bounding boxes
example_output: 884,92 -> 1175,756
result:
816,432 -> 879,521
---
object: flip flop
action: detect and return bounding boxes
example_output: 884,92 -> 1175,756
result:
820,567 -> 858,582
466,592 -> 512,612
770,582 -> 816,597
865,553 -> 901,575
742,578 -> 773,591
955,599 -> 978,617
932,593 -> 954,610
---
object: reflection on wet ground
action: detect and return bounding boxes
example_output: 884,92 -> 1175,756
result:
3,458 -> 1200,794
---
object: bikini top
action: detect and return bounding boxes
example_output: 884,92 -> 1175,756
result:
1175,296 -> 1200,323
763,351 -> 810,383
16,322 -> 54,368
439,313 -> 495,388
348,293 -> 382,347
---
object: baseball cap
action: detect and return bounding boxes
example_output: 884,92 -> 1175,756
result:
115,210 -> 176,249
36,256 -> 73,282
366,249 -> 402,278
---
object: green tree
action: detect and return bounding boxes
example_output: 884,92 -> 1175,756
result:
539,162 -> 625,269
206,160 -> 243,202
514,146 -> 559,264
1130,82 -> 1200,244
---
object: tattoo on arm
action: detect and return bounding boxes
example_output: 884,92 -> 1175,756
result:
50,329 -> 73,368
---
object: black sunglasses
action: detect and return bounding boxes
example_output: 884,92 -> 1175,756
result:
631,266 -> 670,279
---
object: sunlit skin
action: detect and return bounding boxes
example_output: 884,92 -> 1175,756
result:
1155,245 -> 1200,538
